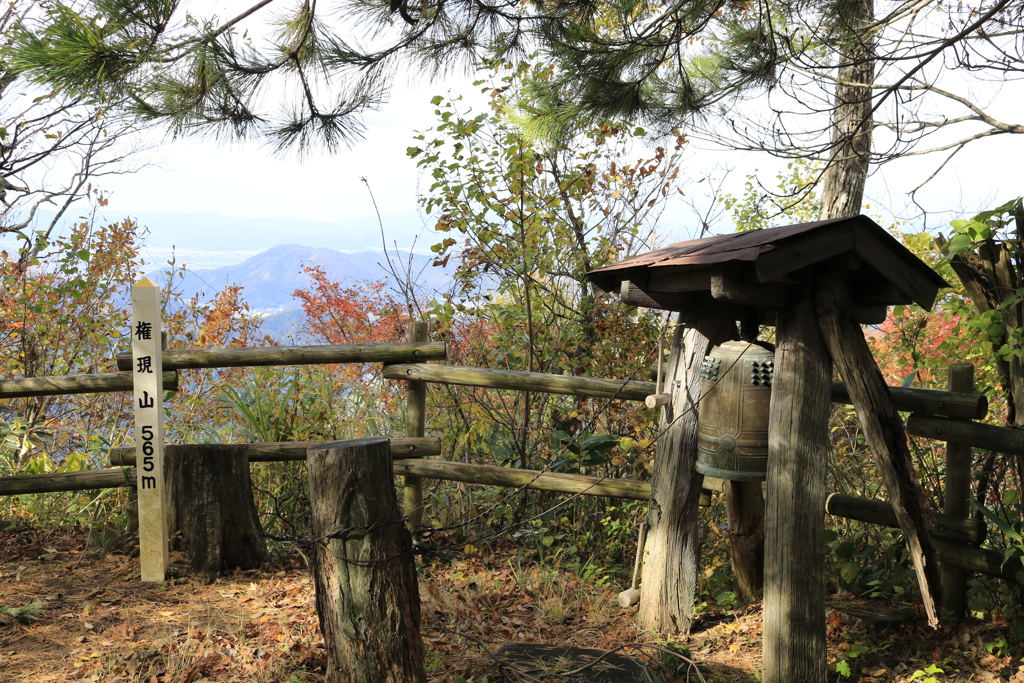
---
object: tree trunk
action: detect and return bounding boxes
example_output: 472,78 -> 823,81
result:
637,301 -> 734,634
762,282 -> 831,683
818,0 -> 875,220
307,437 -> 426,683
166,445 -> 268,584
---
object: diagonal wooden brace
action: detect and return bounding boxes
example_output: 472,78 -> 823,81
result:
816,271 -> 942,627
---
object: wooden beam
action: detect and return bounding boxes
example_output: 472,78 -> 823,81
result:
108,438 -> 442,466
755,225 -> 855,282
0,468 -> 134,495
382,364 -> 656,401
648,269 -> 713,293
907,414 -> 1024,455
620,280 -> 662,308
392,459 -> 652,501
825,493 -> 984,545
816,271 -> 942,628
0,371 -> 177,399
831,382 -> 987,420
762,281 -> 830,683
711,269 -> 793,309
854,226 -> 941,310
115,342 -> 446,371
934,539 -> 1024,586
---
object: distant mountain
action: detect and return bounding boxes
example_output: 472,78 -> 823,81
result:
146,244 -> 448,313
15,208 -> 430,256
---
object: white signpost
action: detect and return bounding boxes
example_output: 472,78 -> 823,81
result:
131,277 -> 169,582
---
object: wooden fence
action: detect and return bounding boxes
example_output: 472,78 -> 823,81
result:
1,336 -> 1022,596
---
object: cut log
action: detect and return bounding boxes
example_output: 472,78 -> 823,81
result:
831,382 -> 987,420
108,438 -> 441,465
382,363 -> 655,401
0,371 -> 177,399
165,445 -> 267,584
307,438 -> 426,683
726,480 -> 765,599
0,468 -> 134,495
762,282 -> 831,683
116,341 -> 446,371
816,271 -> 942,628
825,493 -> 984,545
637,301 -> 735,635
906,415 -> 1024,455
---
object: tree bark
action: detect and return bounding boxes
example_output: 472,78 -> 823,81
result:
818,0 -> 875,220
726,480 -> 765,599
762,282 -> 830,683
942,363 -> 976,621
637,300 -> 734,634
307,437 -> 426,683
165,445 -> 268,584
816,272 -> 941,627
404,322 -> 429,529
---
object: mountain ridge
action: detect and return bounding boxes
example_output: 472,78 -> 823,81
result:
146,243 -> 447,313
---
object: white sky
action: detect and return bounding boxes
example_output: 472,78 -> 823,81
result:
81,0 -> 1024,255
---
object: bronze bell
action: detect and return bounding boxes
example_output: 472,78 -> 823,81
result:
696,340 -> 774,481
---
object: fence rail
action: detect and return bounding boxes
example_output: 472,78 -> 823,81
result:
114,342 -> 446,371
0,371 -> 178,399
380,363 -> 988,419
2,340 -> 1020,592
107,438 -> 441,465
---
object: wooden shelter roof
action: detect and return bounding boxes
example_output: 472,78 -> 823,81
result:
587,215 -> 948,314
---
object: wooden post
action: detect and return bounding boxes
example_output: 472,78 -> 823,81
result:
307,438 -> 426,683
637,302 -> 734,634
165,445 -> 268,584
726,480 -> 765,599
131,277 -> 169,582
942,362 -> 975,620
404,321 -> 429,529
816,271 -> 942,627
762,283 -> 830,683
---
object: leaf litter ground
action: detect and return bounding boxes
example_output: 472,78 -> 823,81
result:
0,527 -> 1021,682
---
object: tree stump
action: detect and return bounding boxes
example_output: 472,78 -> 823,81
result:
165,444 -> 267,584
307,437 -> 426,683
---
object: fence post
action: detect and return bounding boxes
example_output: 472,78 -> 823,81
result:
942,362 -> 975,620
404,321 -> 429,529
307,437 -> 426,683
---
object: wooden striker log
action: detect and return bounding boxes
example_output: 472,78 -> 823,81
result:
307,438 -> 426,683
166,445 -> 267,584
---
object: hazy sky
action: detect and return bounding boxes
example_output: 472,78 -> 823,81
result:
71,0 -> 1024,261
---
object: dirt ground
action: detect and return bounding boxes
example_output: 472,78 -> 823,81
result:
0,526 -> 1021,682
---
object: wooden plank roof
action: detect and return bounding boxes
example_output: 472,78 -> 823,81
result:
587,215 -> 949,312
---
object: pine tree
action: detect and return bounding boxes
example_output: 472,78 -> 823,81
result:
6,0 -> 1021,198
